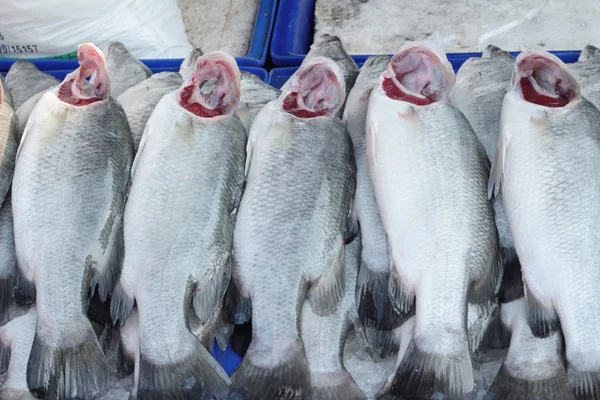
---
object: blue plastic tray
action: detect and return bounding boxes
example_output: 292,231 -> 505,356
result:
270,0 -> 582,67
0,0 -> 278,69
26,66 -> 268,84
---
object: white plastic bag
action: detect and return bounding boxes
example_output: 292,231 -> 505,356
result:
0,0 -> 192,59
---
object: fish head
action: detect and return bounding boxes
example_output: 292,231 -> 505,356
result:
6,60 -> 39,77
511,48 -> 580,108
57,43 -> 110,106
178,51 -> 241,118
180,48 -> 205,82
102,41 -> 138,66
306,33 -> 359,71
578,45 -> 600,63
380,41 -> 456,106
280,56 -> 346,118
483,45 -> 514,61
360,55 -> 391,79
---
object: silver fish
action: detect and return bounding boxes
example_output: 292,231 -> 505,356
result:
11,43 -> 133,399
367,42 -> 501,399
237,71 -> 281,133
117,72 -> 183,152
0,79 -> 18,206
342,54 -> 408,359
300,235 -> 365,400
111,51 -> 245,399
4,60 -> 59,110
569,44 -> 600,110
103,41 -> 153,98
281,34 -> 359,116
489,48 -> 600,399
0,306 -> 38,400
228,56 -> 355,400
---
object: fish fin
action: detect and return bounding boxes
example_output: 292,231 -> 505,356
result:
230,321 -> 252,357
130,122 -> 150,181
229,338 -> 310,400
579,45 -> 600,62
488,118 -> 508,199
223,272 -> 252,325
110,275 -> 135,326
355,263 -> 404,358
525,284 -> 561,338
27,317 -> 110,399
498,247 -> 524,304
478,305 -> 511,351
192,255 -> 231,323
568,367 -> 600,400
469,242 -> 503,306
0,274 -> 15,326
136,332 -> 230,399
307,240 -> 346,316
376,339 -> 473,400
90,214 -> 125,303
13,261 -> 36,307
310,370 -> 366,400
0,324 -> 11,373
485,364 -> 574,400
388,264 -> 416,317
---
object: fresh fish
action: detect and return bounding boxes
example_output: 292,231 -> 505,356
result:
4,60 -> 59,110
110,51 -> 245,399
367,42 -> 501,399
489,48 -> 600,400
281,34 -> 359,116
342,54 -> 407,359
0,306 -> 37,400
117,72 -> 184,152
1,75 -> 13,108
570,44 -> 600,110
11,43 -> 134,399
227,56 -> 355,399
103,41 -> 153,98
483,264 -> 574,400
0,79 -> 18,206
179,47 -> 205,82
301,235 -> 365,400
237,71 -> 281,133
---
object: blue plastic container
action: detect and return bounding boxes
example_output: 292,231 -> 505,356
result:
270,0 -> 582,67
27,66 -> 268,83
0,0 -> 278,69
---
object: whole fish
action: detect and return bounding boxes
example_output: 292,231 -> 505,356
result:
4,60 -> 59,110
569,44 -> 600,110
237,71 -> 281,133
228,56 -> 355,399
117,72 -> 183,152
281,34 -> 359,116
0,79 -> 18,206
484,265 -> 574,400
0,306 -> 37,400
110,51 -> 245,399
343,54 -> 407,359
11,43 -> 133,399
300,234 -> 365,400
489,49 -> 600,400
103,41 -> 153,98
367,42 -> 501,399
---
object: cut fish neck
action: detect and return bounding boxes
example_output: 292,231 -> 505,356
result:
382,43 -> 455,105
179,51 -> 240,118
514,51 -> 580,108
282,58 -> 345,118
58,43 -> 110,106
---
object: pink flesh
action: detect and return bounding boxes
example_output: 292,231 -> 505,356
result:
383,49 -> 449,105
179,54 -> 240,118
517,56 -> 576,108
58,44 -> 109,106
281,63 -> 342,118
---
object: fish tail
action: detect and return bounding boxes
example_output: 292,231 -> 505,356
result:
376,337 -> 473,400
134,330 -> 230,399
26,316 -> 110,399
229,338 -> 311,400
309,369 -> 366,400
485,364 -> 574,400
568,367 -> 600,400
355,262 -> 405,358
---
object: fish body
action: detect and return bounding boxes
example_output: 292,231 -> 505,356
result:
490,49 -> 600,399
228,57 -> 355,400
0,80 -> 18,206
12,43 -> 133,399
368,42 -> 501,399
103,41 -> 153,97
111,51 -> 245,399
4,60 -> 59,110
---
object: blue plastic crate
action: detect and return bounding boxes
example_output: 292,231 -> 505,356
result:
30,66 -> 268,83
270,0 -> 582,68
0,0 -> 278,69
